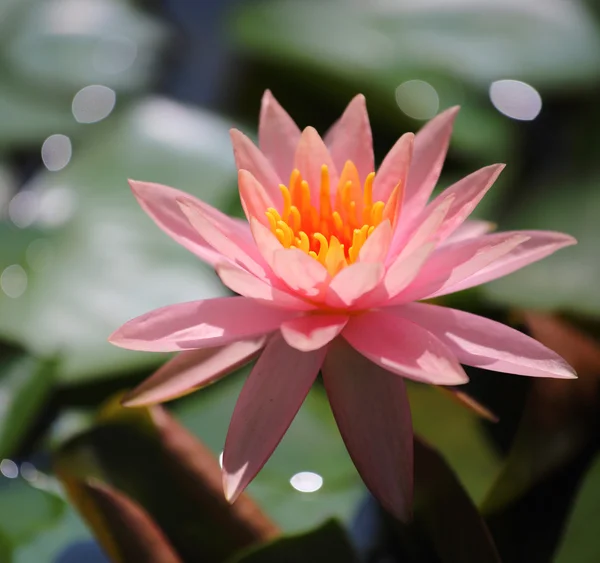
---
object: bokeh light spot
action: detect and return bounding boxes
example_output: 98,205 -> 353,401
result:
8,191 -> 39,228
489,79 -> 542,121
0,459 -> 19,479
72,85 -> 116,124
41,134 -> 72,172
290,471 -> 323,493
37,187 -> 77,227
1,265 -> 27,298
20,462 -> 40,482
395,80 -> 440,120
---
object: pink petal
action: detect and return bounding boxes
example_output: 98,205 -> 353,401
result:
323,339 -> 413,521
438,230 -> 577,295
249,217 -> 283,264
358,220 -> 393,263
395,231 -> 530,303
443,220 -> 495,245
404,106 -> 459,217
342,311 -> 468,385
122,338 -> 266,407
280,314 -> 348,351
223,334 -> 327,502
388,194 -> 454,263
271,247 -> 330,299
324,94 -> 374,182
258,90 -> 301,181
129,180 -> 246,267
238,170 -> 275,226
383,243 -> 436,299
422,164 -> 505,243
216,262 -> 314,311
230,129 -> 282,202
373,133 -> 414,203
326,262 -> 385,308
177,199 -> 267,279
294,127 -> 338,202
393,303 -> 576,379
109,297 -> 298,352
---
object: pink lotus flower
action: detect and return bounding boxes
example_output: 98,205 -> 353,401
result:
109,91 -> 576,520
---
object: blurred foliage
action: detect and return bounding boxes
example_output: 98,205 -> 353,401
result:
0,0 -> 598,560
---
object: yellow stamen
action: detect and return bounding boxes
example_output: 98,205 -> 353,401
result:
313,233 -> 329,265
320,165 -> 331,220
289,205 -> 301,232
264,160 -> 401,275
371,201 -> 384,226
279,184 -> 292,221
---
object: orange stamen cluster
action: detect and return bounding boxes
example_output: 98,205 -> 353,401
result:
265,161 -> 401,276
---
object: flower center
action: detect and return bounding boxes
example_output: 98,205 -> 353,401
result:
265,161 -> 401,276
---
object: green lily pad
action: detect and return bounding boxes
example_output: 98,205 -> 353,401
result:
175,371 -> 365,533
0,355 -> 59,459
0,477 -> 65,548
0,0 -> 166,147
0,99 -> 239,382
555,454 -> 600,563
232,0 -> 600,91
13,505 -> 92,563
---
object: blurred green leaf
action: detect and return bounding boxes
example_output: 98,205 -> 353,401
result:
0,0 -> 166,147
407,383 -> 501,503
483,175 -> 600,314
381,438 -> 501,562
0,99 -> 239,382
4,0 -> 166,94
175,372 -> 365,533
413,438 -> 501,563
228,519 -> 359,563
233,0 -> 600,90
13,504 -> 92,563
0,355 -> 58,459
555,454 -> 600,563
55,399 -> 278,562
0,477 -> 65,548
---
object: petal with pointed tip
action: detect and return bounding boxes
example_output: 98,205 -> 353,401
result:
238,170 -> 275,226
424,164 -> 505,243
393,303 -> 576,379
294,127 -> 338,201
280,314 -> 348,351
324,94 -> 374,181
405,106 -> 459,215
259,90 -> 301,181
129,180 -> 248,267
323,339 -> 413,521
342,311 -> 468,385
373,133 -> 414,203
123,338 -> 266,406
223,334 -> 326,502
109,297 -> 298,352
230,129 -> 282,201
438,230 -> 577,295
177,199 -> 267,279
396,231 -> 530,303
